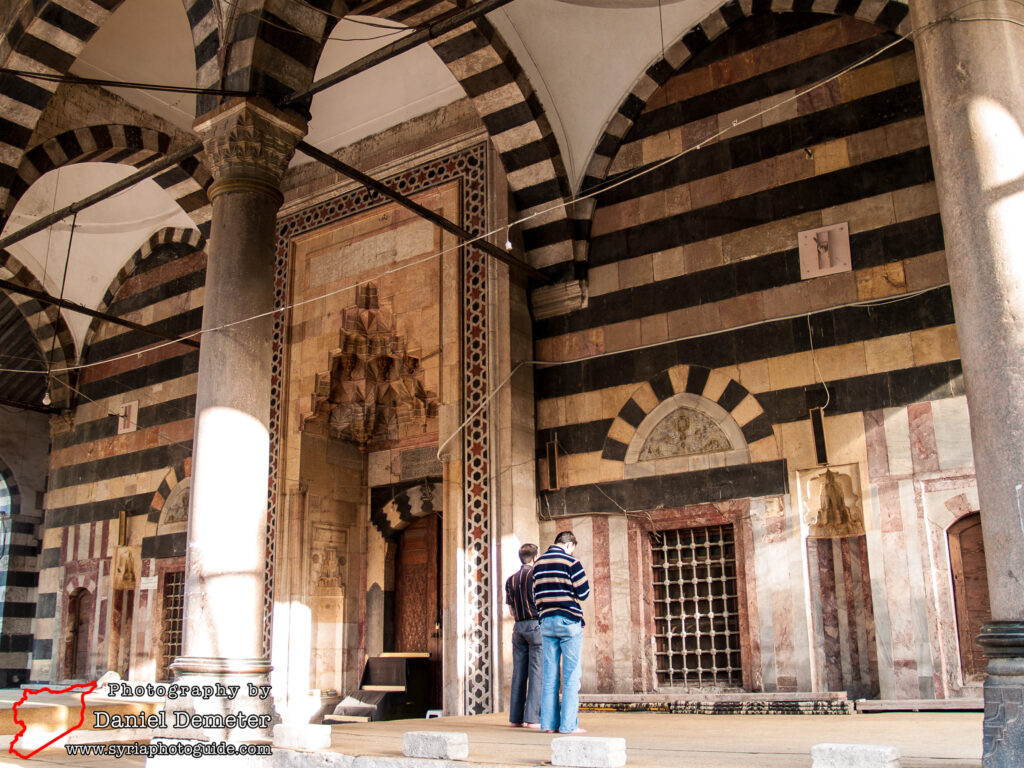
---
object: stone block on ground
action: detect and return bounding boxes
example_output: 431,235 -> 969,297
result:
272,723 -> 333,750
401,730 -> 469,759
811,743 -> 901,768
551,736 -> 627,768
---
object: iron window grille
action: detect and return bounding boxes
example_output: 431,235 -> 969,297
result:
651,524 -> 742,688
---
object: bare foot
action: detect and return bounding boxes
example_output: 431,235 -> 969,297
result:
559,728 -> 586,734
509,723 -> 522,728
523,723 -> 541,730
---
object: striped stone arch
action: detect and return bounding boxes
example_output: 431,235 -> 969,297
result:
81,227 -> 206,352
63,574 -> 97,595
599,364 -> 775,481
8,125 -> 212,230
0,463 -> 20,516
208,0 -> 348,114
185,0 -> 222,111
0,0 -> 215,219
370,479 -> 440,538
350,0 -> 577,274
0,249 -> 76,409
580,0 -> 912,196
147,460 -> 192,526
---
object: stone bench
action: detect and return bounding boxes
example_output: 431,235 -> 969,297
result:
402,731 -> 469,760
551,736 -> 627,768
811,743 -> 901,768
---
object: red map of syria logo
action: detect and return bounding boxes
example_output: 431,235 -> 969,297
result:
9,681 -> 97,759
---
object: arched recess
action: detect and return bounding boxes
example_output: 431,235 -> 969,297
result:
81,226 -> 207,354
577,0 -> 913,261
195,0 -> 581,274
3,124 -> 210,399
948,511 -> 990,683
61,581 -> 95,679
8,125 -> 212,231
599,364 -> 775,482
0,0 -> 209,218
0,249 -> 76,409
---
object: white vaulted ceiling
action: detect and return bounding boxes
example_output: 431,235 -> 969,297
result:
4,0 -> 721,363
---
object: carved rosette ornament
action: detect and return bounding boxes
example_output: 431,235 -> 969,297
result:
194,98 -> 307,202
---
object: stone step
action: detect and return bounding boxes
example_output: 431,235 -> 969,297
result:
811,742 -> 901,767
402,730 -> 469,760
552,735 -> 627,768
855,698 -> 983,712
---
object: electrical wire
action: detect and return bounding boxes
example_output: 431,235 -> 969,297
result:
0,24 -> 931,384
0,12 -> 978,444
41,211 -> 76,405
0,68 -> 254,98
807,312 -> 832,412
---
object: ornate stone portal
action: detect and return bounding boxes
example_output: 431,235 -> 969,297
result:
301,284 -> 437,449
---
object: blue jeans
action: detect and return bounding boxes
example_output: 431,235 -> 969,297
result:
509,619 -> 542,724
539,615 -> 583,733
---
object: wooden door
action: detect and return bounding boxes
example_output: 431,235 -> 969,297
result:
949,513 -> 991,682
66,589 -> 92,679
394,515 -> 442,708
394,515 -> 440,652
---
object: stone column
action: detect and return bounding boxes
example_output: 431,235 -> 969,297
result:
173,98 -> 305,736
911,2 -> 1024,764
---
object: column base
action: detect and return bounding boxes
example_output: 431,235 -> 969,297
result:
166,657 -> 275,743
979,622 -> 1024,767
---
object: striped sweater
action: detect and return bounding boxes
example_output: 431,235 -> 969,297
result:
531,545 -> 590,624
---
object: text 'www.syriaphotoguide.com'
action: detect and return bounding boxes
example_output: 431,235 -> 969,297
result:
65,741 -> 272,758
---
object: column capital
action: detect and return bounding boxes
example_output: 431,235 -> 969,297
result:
194,97 -> 307,203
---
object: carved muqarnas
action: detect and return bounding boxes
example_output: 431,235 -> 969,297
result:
302,284 -> 437,449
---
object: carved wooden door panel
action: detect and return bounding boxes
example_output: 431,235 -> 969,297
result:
949,512 -> 991,682
394,515 -> 440,652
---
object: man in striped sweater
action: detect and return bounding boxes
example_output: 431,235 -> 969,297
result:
531,531 -> 590,734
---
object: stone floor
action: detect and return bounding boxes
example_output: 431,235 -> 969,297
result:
0,709 -> 983,767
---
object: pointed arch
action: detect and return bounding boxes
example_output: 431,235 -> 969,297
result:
8,125 -> 211,229
583,1 -> 912,192
0,0 -> 206,218
212,0 -> 348,114
81,226 -> 206,354
0,249 -> 76,409
348,1 -> 577,273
